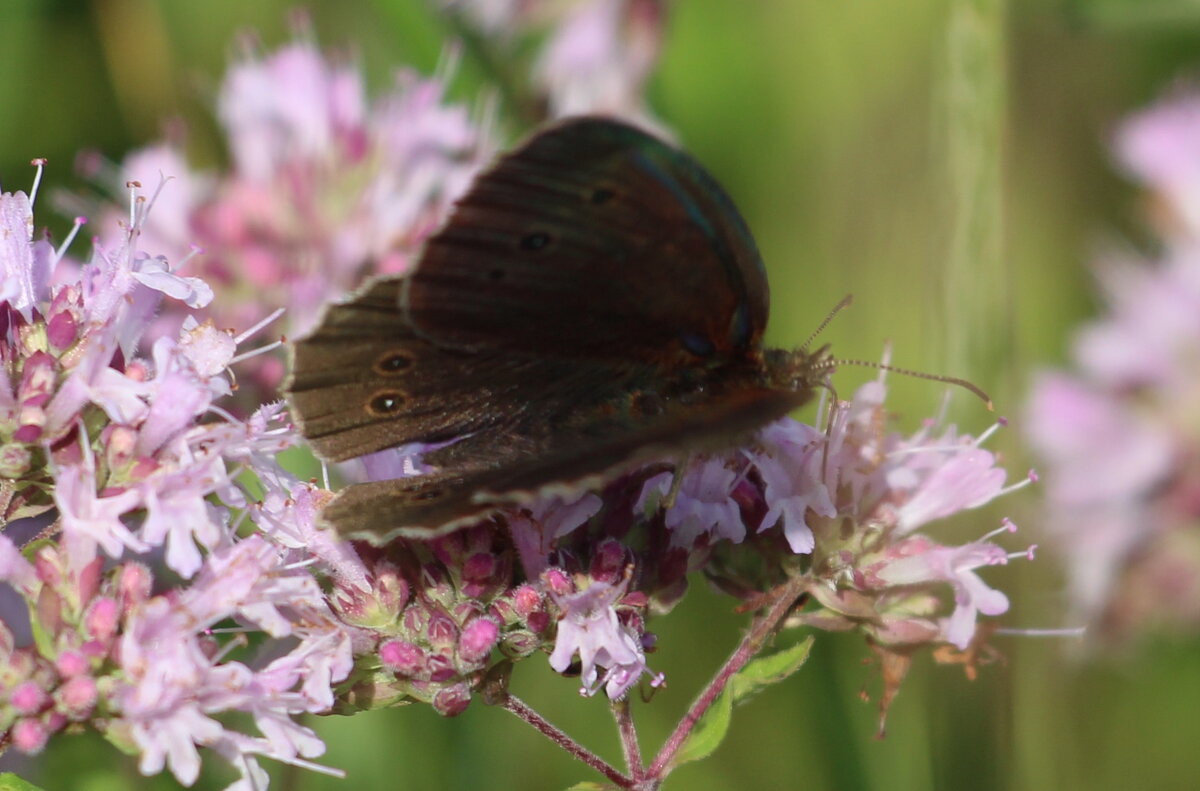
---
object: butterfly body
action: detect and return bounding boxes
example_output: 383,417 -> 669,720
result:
287,117 -> 826,542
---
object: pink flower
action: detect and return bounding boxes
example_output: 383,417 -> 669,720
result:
1117,91 -> 1200,236
534,0 -> 663,122
116,538 -> 350,785
100,35 -> 494,401
450,0 -> 666,125
547,571 -> 657,700
1025,90 -> 1200,641
869,535 -> 1011,650
1,160 -> 357,785
0,189 -> 52,318
754,419 -> 836,553
639,456 -> 749,547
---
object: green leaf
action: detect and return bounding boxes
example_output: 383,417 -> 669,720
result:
729,637 -> 813,703
671,637 -> 813,769
671,687 -> 734,768
0,773 -> 49,791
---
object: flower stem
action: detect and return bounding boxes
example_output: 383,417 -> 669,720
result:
500,692 -> 632,787
646,576 -> 807,777
611,697 -> 644,780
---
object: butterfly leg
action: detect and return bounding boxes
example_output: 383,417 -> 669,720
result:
661,455 -> 692,511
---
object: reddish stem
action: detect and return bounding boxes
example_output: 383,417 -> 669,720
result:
501,693 -> 632,788
611,697 -> 644,780
646,576 -> 807,778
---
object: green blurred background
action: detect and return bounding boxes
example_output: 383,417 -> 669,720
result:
4,0 -> 1199,789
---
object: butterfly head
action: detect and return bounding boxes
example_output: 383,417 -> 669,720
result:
763,345 -> 836,397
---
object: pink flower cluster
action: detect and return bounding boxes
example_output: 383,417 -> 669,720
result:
1026,91 -> 1200,643
414,377 -> 1030,706
85,33 -> 493,402
0,169 -> 354,787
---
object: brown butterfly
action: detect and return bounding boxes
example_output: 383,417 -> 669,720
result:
286,116 -> 832,543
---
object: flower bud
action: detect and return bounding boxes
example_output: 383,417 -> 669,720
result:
55,649 -> 89,678
55,675 -> 97,720
9,680 -> 48,715
457,618 -> 499,665
380,640 -> 425,677
11,717 -> 50,754
431,682 -> 472,717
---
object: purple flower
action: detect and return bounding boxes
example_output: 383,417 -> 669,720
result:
53,444 -> 147,566
508,493 -> 603,579
0,187 -> 52,318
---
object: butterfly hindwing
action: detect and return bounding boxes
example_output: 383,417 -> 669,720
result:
320,365 -> 810,542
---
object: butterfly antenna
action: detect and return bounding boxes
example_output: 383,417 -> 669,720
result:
802,294 -> 854,351
831,357 -> 993,410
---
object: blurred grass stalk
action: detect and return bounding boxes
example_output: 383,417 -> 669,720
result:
942,0 -> 1012,401
90,0 -> 176,139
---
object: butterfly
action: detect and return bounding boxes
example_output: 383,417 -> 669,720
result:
286,116 -> 832,543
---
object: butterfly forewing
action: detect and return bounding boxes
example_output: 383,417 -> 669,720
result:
404,117 -> 770,364
321,369 -> 810,541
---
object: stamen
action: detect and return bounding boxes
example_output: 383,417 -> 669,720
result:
276,756 -> 346,780
29,158 -> 47,206
993,626 -> 1087,639
434,40 -> 463,86
1011,544 -> 1037,562
234,308 -> 286,345
972,418 -> 1008,447
137,175 -> 173,230
175,244 -> 204,273
980,518 -> 1018,543
229,338 -> 284,366
209,632 -> 250,664
229,508 -> 250,533
52,216 -> 88,266
994,470 -> 1037,499
207,404 -> 241,424
125,181 -> 141,228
